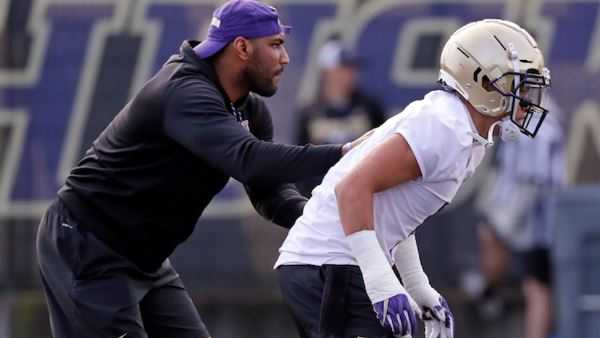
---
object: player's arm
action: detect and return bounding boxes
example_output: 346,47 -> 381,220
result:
335,133 -> 421,235
334,133 -> 422,337
393,235 -> 454,338
163,80 -> 343,187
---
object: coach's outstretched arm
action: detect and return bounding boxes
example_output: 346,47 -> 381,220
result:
164,81 -> 344,187
244,183 -> 306,228
335,133 -> 422,337
238,98 -> 314,228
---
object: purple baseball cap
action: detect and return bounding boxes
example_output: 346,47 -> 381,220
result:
194,0 -> 292,59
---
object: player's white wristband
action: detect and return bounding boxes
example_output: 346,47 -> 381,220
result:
392,234 -> 430,293
347,230 -> 405,303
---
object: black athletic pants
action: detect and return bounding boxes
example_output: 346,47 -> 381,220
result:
36,199 -> 210,338
277,264 -> 394,338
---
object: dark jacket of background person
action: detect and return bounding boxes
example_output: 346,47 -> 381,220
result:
295,39 -> 385,197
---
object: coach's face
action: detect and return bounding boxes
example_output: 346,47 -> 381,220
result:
244,33 -> 289,97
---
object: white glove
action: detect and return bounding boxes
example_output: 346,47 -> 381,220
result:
393,235 -> 454,338
408,284 -> 454,338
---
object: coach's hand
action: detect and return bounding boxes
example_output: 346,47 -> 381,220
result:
342,128 -> 376,155
373,292 -> 420,337
409,285 -> 454,338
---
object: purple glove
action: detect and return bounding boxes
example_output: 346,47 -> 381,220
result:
373,293 -> 417,337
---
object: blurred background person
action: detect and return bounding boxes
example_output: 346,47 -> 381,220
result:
295,36 -> 386,197
474,94 -> 566,338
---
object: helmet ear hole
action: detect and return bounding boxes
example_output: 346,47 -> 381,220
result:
481,76 -> 495,92
501,96 -> 510,112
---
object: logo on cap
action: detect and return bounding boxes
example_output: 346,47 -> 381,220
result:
210,17 -> 221,28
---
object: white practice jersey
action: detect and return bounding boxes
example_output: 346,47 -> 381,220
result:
275,90 -> 486,268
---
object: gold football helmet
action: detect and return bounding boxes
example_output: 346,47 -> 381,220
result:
439,19 -> 551,137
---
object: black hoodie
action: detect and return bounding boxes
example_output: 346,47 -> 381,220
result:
58,40 -> 342,272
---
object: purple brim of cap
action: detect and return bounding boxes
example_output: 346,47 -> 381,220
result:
194,24 -> 292,59
281,25 -> 292,35
194,39 -> 230,59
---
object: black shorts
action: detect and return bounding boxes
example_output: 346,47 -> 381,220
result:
277,264 -> 393,338
522,247 -> 552,286
36,199 -> 210,338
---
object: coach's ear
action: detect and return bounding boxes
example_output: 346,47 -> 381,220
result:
233,37 -> 253,61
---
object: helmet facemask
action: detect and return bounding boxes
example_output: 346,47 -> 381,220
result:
489,49 -> 552,137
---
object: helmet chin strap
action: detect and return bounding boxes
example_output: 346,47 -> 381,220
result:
499,118 -> 521,142
471,118 -> 520,147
